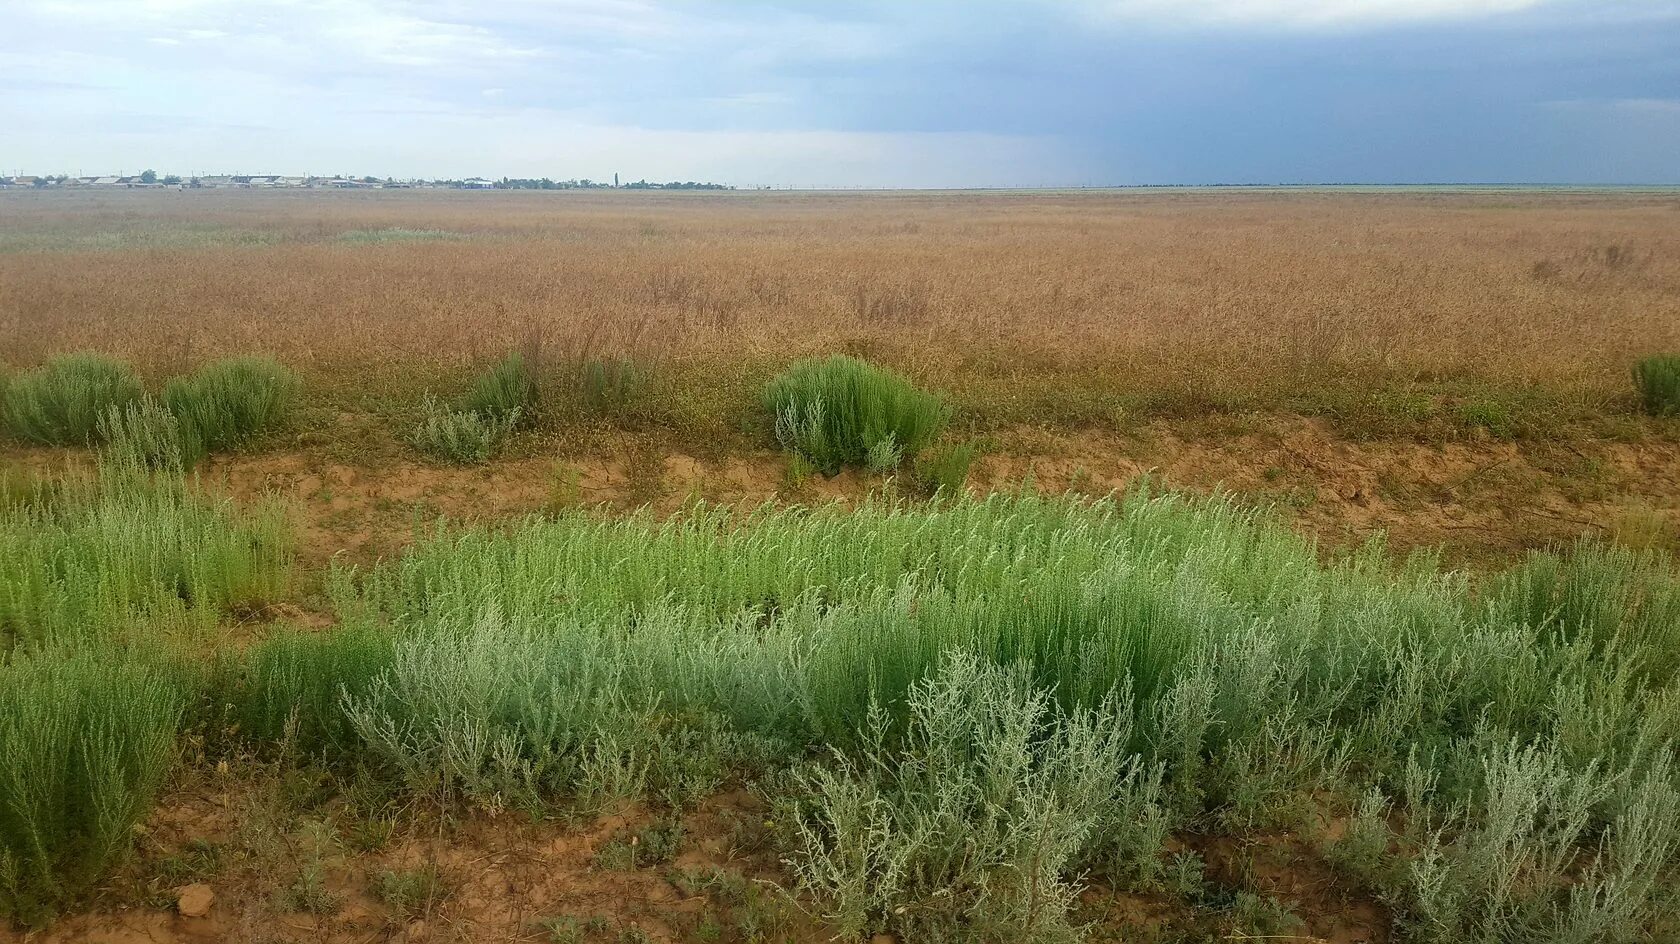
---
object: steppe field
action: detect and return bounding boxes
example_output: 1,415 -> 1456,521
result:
3,187 -> 1680,944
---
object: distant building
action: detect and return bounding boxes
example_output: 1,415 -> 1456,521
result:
460,178 -> 496,189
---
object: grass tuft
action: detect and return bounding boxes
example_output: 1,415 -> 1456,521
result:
763,355 -> 948,476
460,353 -> 539,422
1633,354 -> 1680,416
0,649 -> 187,928
3,354 -> 144,445
912,440 -> 978,495
162,356 -> 298,453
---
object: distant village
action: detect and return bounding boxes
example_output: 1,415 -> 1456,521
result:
0,173 -> 735,191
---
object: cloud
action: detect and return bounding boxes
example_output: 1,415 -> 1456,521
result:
2,0 -> 1677,184
1089,0 -> 1548,29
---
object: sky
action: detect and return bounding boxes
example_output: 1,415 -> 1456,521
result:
3,0 -> 1678,187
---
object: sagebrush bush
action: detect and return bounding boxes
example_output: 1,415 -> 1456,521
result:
162,356 -> 298,452
0,649 -> 187,928
3,354 -> 143,445
1634,354 -> 1680,415
782,655 -> 1146,942
407,395 -> 517,464
98,397 -> 205,471
913,441 -> 978,495
764,356 -> 948,475
0,457 -> 291,650
460,352 -> 538,421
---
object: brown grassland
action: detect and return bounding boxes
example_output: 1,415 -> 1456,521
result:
3,187 -> 1680,944
4,187 -> 1679,564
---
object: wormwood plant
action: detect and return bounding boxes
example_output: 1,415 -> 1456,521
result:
407,395 -> 519,464
0,454 -> 291,650
98,397 -> 205,470
780,656 -> 1147,943
1634,354 -> 1680,415
163,356 -> 298,453
3,353 -> 144,445
410,353 -> 534,463
764,355 -> 948,475
0,649 -> 187,928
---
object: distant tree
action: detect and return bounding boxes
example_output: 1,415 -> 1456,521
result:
162,175 -> 182,186
362,175 -> 378,183
139,169 -> 158,184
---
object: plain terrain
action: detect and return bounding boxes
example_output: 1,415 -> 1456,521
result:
3,188 -> 1679,944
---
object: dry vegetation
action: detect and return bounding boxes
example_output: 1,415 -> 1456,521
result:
3,189 -> 1678,431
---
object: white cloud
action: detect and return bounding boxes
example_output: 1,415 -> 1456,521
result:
1092,0 -> 1549,29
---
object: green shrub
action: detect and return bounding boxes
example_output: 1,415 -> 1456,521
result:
912,441 -> 978,495
763,356 -> 948,475
782,655 -> 1145,942
3,354 -> 144,445
408,395 -> 518,464
1634,354 -> 1680,416
0,459 -> 291,650
97,397 -> 205,471
162,356 -> 298,452
578,357 -> 646,416
373,865 -> 445,921
0,649 -> 187,928
460,353 -> 538,421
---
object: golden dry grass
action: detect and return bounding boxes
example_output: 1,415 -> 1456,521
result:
3,188 -> 1678,431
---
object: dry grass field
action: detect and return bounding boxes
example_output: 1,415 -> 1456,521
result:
5,188 -> 1680,944
4,188 -> 1678,423
5,188 -> 1679,562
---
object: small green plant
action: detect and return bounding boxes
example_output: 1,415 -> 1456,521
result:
408,395 -> 518,464
537,916 -> 584,943
1454,396 -> 1514,438
1634,354 -> 1680,416
763,355 -> 948,475
912,441 -> 977,496
461,352 -> 539,421
162,357 -> 297,453
578,357 -> 646,416
592,818 -> 684,871
0,651 -> 187,928
280,821 -> 342,915
410,353 -> 533,463
374,865 -> 444,921
98,397 -> 205,470
4,353 -> 144,445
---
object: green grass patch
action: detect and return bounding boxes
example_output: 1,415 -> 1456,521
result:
0,649 -> 188,928
3,354 -> 144,445
6,462 -> 1680,939
460,352 -> 539,421
0,457 -> 291,650
162,356 -> 299,453
764,355 -> 949,475
1634,354 -> 1680,416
